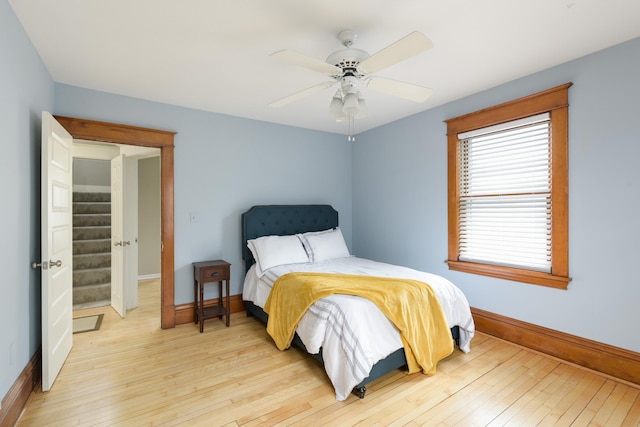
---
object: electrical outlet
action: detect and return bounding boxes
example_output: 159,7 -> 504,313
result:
189,211 -> 197,223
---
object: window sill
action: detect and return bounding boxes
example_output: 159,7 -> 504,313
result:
445,260 -> 571,290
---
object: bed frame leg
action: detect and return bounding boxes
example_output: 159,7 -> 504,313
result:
353,385 -> 366,399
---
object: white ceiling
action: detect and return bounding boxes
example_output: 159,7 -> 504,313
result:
9,0 -> 640,136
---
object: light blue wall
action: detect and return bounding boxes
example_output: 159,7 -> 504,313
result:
1,0 -> 54,400
3,0 -> 639,404
54,84 -> 353,304
353,37 -> 640,353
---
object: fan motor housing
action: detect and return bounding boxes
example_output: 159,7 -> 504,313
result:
326,48 -> 369,78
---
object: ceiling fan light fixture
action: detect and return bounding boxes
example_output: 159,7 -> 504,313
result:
356,97 -> 369,118
342,92 -> 360,116
329,92 -> 344,117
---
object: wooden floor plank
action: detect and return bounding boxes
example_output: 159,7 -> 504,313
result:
622,394 -> 640,426
571,379 -> 617,425
384,347 -> 535,426
423,351 -> 544,425
591,382 -> 640,426
16,280 -> 640,426
550,371 -> 608,426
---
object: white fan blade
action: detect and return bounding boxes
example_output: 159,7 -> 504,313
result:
270,50 -> 343,76
269,81 -> 335,108
367,77 -> 433,103
358,31 -> 433,74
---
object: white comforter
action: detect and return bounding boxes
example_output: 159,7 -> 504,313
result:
242,256 -> 475,401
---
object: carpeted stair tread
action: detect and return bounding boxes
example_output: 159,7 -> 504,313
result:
73,239 -> 112,254
73,192 -> 111,202
73,299 -> 110,310
73,226 -> 111,241
73,213 -> 111,227
73,252 -> 111,270
73,267 -> 111,287
73,283 -> 111,305
73,228 -> 111,242
73,202 -> 111,214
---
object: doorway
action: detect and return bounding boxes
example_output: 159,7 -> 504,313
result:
55,115 -> 177,329
72,144 -> 161,314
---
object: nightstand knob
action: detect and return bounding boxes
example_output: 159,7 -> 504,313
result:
211,271 -> 220,277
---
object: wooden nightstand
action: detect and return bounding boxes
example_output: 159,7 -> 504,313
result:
193,260 -> 231,332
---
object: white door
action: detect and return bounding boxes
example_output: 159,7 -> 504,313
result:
40,112 -> 73,392
124,157 -> 139,310
110,154 -> 126,317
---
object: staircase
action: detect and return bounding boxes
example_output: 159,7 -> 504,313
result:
73,191 -> 112,309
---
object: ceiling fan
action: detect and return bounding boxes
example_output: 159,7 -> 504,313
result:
268,30 -> 434,138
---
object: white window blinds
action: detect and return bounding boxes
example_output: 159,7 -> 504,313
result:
457,113 -> 551,272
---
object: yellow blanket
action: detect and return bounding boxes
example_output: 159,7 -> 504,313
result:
263,272 -> 454,375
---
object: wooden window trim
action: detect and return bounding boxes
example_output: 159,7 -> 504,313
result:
444,83 -> 572,289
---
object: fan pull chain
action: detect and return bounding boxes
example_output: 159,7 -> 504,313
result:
347,116 -> 356,142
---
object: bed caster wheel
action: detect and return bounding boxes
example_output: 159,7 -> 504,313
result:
354,385 -> 366,399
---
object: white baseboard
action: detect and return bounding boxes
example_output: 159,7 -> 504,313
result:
138,273 -> 161,281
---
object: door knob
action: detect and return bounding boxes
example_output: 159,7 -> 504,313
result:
123,241 -> 131,246
114,241 -> 122,246
31,261 -> 47,270
31,260 -> 62,269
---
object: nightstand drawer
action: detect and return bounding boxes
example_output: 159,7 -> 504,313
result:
200,265 -> 229,282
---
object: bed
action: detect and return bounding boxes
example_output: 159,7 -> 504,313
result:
241,204 -> 474,400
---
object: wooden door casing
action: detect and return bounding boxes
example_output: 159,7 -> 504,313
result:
54,115 -> 176,329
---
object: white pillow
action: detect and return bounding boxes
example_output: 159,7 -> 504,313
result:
247,234 -> 309,277
296,228 -> 333,259
298,227 -> 350,262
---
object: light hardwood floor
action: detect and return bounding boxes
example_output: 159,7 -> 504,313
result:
18,280 -> 640,426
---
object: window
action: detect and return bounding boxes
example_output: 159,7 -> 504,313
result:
445,83 -> 572,289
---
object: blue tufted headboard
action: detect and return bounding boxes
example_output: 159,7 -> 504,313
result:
241,205 -> 339,274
